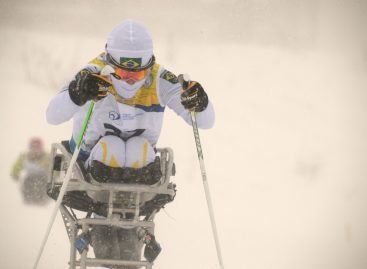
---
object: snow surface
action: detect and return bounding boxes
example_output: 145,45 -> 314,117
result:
1,1 -> 367,269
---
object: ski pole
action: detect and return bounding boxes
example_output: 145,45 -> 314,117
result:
33,101 -> 95,269
179,74 -> 224,269
190,111 -> 224,269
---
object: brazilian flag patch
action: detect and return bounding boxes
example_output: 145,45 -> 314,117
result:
119,57 -> 142,69
160,70 -> 178,84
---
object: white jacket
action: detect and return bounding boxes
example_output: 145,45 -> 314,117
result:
46,53 -> 215,154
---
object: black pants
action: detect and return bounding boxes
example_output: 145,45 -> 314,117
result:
90,226 -> 143,269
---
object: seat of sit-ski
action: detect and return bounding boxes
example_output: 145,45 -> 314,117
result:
47,140 -> 176,218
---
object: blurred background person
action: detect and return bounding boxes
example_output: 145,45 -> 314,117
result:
10,137 -> 51,205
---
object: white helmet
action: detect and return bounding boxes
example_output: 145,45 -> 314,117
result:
106,19 -> 155,70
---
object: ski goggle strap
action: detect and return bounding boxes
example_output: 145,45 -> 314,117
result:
106,53 -> 155,72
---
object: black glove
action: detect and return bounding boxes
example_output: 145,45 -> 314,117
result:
68,69 -> 111,106
179,75 -> 209,112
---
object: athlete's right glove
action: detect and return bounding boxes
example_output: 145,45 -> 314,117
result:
68,69 -> 111,106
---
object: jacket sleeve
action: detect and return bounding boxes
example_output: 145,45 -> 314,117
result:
46,86 -> 81,125
158,69 -> 215,129
10,153 -> 25,180
46,57 -> 104,125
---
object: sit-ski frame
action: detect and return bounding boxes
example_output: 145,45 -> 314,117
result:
48,143 -> 176,269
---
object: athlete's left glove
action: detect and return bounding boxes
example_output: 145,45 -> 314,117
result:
178,74 -> 209,112
68,69 -> 111,106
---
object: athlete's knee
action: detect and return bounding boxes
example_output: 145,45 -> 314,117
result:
87,135 -> 126,168
125,137 -> 156,168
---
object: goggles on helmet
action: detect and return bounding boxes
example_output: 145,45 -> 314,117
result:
113,67 -> 150,81
106,53 -> 155,81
